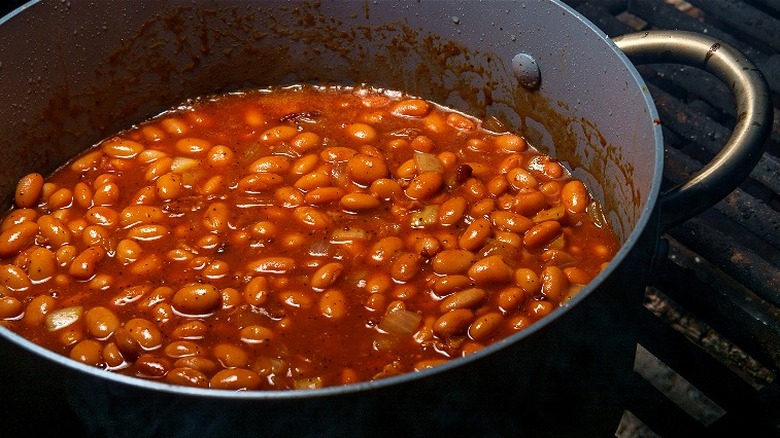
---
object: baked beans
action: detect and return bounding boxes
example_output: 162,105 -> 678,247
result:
0,85 -> 618,390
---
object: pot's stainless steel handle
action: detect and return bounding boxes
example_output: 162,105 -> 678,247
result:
613,30 -> 772,231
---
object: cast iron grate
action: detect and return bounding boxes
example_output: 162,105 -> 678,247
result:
562,0 -> 780,436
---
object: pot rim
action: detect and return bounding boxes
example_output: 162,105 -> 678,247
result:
0,0 -> 663,399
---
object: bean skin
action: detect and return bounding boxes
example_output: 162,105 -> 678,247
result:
438,196 -> 467,226
124,318 -> 163,350
368,237 -> 404,265
240,325 -> 274,344
340,192 -> 381,211
172,283 -> 222,316
213,343 -> 249,368
1,209 -> 37,232
0,221 -> 39,258
248,155 -> 291,174
310,262 -> 344,291
390,252 -> 423,282
305,187 -> 345,205
512,191 -> 548,217
523,221 -> 563,249
22,294 -> 55,326
292,206 -> 331,230
345,123 -> 377,143
497,286 -> 527,312
494,134 -> 527,152
84,306 -> 120,339
203,202 -> 230,233
172,320 -> 208,340
390,99 -> 430,117
319,289 -> 348,320
490,211 -> 534,234
28,247 -> 57,282
468,312 -> 504,341
369,178 -> 402,199
167,367 -> 209,388
561,180 -> 590,214
0,295 -> 24,319
467,255 -> 513,284
432,275 -> 473,297
458,217 -> 492,251
70,339 -> 103,366
432,249 -> 476,275
291,132 -> 322,153
15,173 -> 44,208
346,154 -> 388,186
120,206 -> 164,228
248,257 -> 296,274
540,266 -> 569,301
103,138 -> 145,159
210,368 -> 262,390
439,287 -> 486,312
406,172 -> 443,200
68,246 -> 106,280
433,309 -> 474,337
134,354 -> 172,378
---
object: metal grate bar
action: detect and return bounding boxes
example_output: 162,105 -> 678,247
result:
573,3 -> 634,36
622,371 -> 708,437
639,303 -> 777,411
685,0 -> 780,52
654,238 -> 780,369
668,217 -> 780,312
626,0 -> 780,93
751,0 -> 780,15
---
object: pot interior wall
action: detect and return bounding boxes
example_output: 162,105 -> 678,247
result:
0,0 -> 659,242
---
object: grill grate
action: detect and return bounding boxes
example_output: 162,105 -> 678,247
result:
563,0 -> 780,436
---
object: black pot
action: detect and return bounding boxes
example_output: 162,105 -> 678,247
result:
0,1 -> 771,436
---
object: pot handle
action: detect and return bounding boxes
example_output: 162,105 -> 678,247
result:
613,31 -> 772,231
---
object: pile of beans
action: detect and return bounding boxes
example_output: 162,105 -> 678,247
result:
0,85 -> 618,390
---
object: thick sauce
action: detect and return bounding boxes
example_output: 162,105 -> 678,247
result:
0,86 -> 618,390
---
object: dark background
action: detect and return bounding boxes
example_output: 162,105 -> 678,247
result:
1,0 -> 26,18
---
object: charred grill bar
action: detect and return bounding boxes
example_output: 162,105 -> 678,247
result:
563,0 -> 780,436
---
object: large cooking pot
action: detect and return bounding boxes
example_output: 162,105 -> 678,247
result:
0,1 -> 771,437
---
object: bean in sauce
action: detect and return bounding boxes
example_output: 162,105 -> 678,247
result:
0,85 -> 619,390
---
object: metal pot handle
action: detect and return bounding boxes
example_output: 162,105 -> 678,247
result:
613,30 -> 772,231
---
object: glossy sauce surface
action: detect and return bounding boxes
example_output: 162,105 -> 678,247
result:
0,86 -> 618,390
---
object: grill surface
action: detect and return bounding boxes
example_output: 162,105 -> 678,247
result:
0,1 -> 778,437
561,0 -> 780,436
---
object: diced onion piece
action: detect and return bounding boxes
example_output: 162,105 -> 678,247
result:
482,116 -> 508,133
547,234 -> 566,250
170,157 -> 200,174
587,200 -> 609,229
293,376 -> 323,390
372,335 -> 399,352
272,144 -> 297,158
413,151 -> 444,174
308,240 -> 332,257
532,205 -> 565,223
378,308 -> 422,336
241,142 -> 267,164
410,205 -> 439,229
331,227 -> 370,243
45,306 -> 83,331
562,284 -> 586,304
182,168 -> 206,186
478,240 -> 520,260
